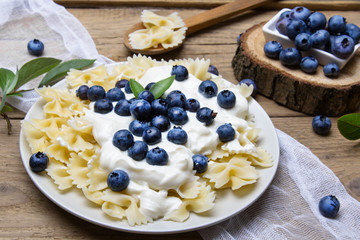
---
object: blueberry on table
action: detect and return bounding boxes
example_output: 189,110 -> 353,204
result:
129,119 -> 150,137
286,19 -> 307,40
27,39 -> 44,56
166,90 -> 186,108
168,107 -> 189,125
150,115 -> 170,132
115,79 -> 129,89
171,65 -> 189,81
331,35 -> 355,59
105,88 -> 125,102
217,90 -> 236,109
196,107 -> 217,125
29,152 -> 49,172
113,129 -> 134,151
290,6 -> 311,21
264,41 -> 283,59
114,99 -> 131,116
129,99 -> 152,120
192,154 -> 208,174
300,56 -> 318,74
185,98 -> 200,112
76,85 -> 89,100
310,29 -> 330,50
328,15 -> 347,34
167,126 -> 188,145
138,90 -> 155,103
312,115 -> 331,135
107,169 -> 130,192
151,98 -> 169,116
279,48 -> 302,67
208,64 -> 219,76
142,126 -> 162,145
239,78 -> 257,97
87,85 -> 106,101
319,195 -> 340,218
216,123 -> 236,142
306,12 -> 327,32
323,63 -> 340,78
94,99 -> 113,114
198,80 -> 218,98
146,147 -> 169,166
345,23 -> 360,44
295,33 -> 312,51
128,141 -> 148,161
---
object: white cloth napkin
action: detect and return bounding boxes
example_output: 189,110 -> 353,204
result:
1,1 -> 359,239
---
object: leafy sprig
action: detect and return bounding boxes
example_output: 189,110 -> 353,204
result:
130,75 -> 175,99
337,113 -> 360,140
0,57 -> 95,134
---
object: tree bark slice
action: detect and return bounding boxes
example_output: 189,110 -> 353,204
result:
232,22 -> 360,116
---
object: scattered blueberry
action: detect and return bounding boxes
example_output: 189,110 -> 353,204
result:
328,15 -> 347,34
113,129 -> 134,151
151,98 -> 168,116
76,85 -> 89,100
310,29 -> 330,50
171,65 -> 189,81
27,39 -> 44,56
87,85 -> 106,101
107,169 -> 130,192
279,48 -> 302,67
168,107 -> 189,125
115,79 -> 129,88
142,126 -> 162,145
312,115 -> 331,135
129,99 -> 152,120
300,56 -> 318,74
196,107 -> 217,125
331,35 -> 355,59
184,98 -> 200,112
208,64 -> 219,75
167,126 -> 188,145
216,123 -> 236,142
345,23 -> 360,43
295,33 -> 312,51
192,154 -> 208,174
94,99 -> 113,114
114,99 -> 131,116
138,90 -> 155,103
146,147 -> 169,165
217,90 -> 236,109
29,152 -> 49,172
239,78 -> 257,96
124,81 -> 132,93
286,19 -> 307,40
166,90 -> 186,108
290,6 -> 311,21
105,87 -> 125,102
319,195 -> 340,218
150,115 -> 170,132
306,12 -> 327,32
323,63 -> 340,78
198,80 -> 218,98
129,120 -> 150,137
128,141 -> 148,161
264,41 -> 283,59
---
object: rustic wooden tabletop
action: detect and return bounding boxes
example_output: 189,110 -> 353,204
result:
1,0 -> 359,239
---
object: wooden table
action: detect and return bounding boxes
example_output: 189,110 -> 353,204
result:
1,1 -> 359,239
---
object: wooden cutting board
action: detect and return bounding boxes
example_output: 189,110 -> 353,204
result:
232,22 -> 360,116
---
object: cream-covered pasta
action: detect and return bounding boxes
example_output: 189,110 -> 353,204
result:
21,55 -> 272,226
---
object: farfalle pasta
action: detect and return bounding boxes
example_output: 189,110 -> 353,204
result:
21,55 -> 273,226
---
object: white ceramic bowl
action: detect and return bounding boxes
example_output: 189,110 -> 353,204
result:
262,8 -> 360,69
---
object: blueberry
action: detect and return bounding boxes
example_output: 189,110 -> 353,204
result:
142,126 -> 162,145
300,56 -> 318,74
94,99 -> 113,114
124,81 -> 132,93
150,115 -> 170,132
208,65 -> 219,75
295,33 -> 312,51
167,126 -> 188,145
331,35 -> 355,59
129,99 -> 152,120
138,90 -> 155,103
237,33 -> 243,44
279,48 -> 302,67
114,99 -> 131,116
310,29 -> 330,50
76,85 -> 89,100
171,65 -> 189,81
184,98 -> 200,112
279,10 -> 291,20
107,169 -> 130,192
151,98 -> 168,116
276,17 -> 292,35
239,78 -> 257,96
196,107 -> 217,125
312,115 -> 331,135
128,141 -> 148,161
87,85 -> 106,101
192,154 -> 208,174
286,19 -> 307,40
290,6 -> 311,21
217,90 -> 236,109
306,12 -> 327,32
328,15 -> 347,34
146,147 -> 169,166
105,88 -> 125,102
129,120 -> 150,137
198,80 -> 218,98
166,90 -> 186,108
145,82 -> 156,90
319,195 -> 340,218
29,152 -> 49,172
113,129 -> 134,151
264,41 -> 283,59
216,123 -> 236,142
27,39 -> 44,56
345,23 -> 360,44
115,79 -> 129,89
323,63 -> 340,78
168,107 -> 189,125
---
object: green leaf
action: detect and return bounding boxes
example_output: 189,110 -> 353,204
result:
7,92 -> 23,97
337,113 -> 360,140
149,75 -> 175,99
0,68 -> 15,92
38,59 -> 96,87
129,79 -> 145,99
15,57 -> 61,89
2,105 -> 13,113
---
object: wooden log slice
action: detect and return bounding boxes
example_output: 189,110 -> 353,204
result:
232,22 -> 360,116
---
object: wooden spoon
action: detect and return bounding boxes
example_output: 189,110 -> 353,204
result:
124,0 -> 273,55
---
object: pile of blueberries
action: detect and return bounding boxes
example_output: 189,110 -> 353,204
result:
76,65 -> 239,191
264,6 -> 360,77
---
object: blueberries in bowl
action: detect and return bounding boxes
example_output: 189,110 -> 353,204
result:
286,19 -> 307,40
310,29 -> 330,50
290,6 -> 311,21
306,12 -> 327,32
319,195 -> 340,218
295,33 -> 312,51
328,15 -> 347,34
331,35 -> 355,59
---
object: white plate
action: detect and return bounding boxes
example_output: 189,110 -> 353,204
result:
19,71 -> 280,234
